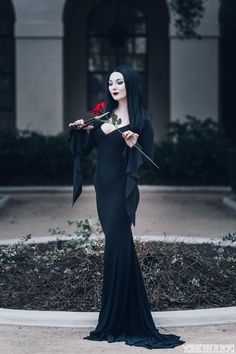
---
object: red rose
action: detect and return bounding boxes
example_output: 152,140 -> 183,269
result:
92,101 -> 107,116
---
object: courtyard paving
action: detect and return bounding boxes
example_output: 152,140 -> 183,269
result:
0,189 -> 235,241
0,324 -> 235,354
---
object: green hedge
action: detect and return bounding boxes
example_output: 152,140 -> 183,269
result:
228,147 -> 236,193
0,128 -> 73,185
139,116 -> 232,185
0,116 -> 233,186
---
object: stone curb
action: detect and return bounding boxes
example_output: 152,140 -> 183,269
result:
0,307 -> 236,328
0,195 -> 10,210
0,185 -> 231,193
0,234 -> 235,247
223,196 -> 236,212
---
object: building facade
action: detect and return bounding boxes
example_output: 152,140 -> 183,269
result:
0,0 -> 227,142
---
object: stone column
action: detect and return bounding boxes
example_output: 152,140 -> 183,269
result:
14,0 -> 65,135
169,0 -> 220,123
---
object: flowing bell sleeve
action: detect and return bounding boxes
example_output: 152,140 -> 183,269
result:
68,127 -> 96,206
122,117 -> 154,226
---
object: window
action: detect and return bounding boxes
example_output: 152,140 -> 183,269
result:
87,0 -> 147,109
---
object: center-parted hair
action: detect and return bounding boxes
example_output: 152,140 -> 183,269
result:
105,64 -> 146,134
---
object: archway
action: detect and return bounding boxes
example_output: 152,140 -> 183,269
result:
63,0 -> 169,141
0,0 -> 15,130
86,1 -> 147,110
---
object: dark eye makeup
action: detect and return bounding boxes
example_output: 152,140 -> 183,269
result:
109,80 -> 124,85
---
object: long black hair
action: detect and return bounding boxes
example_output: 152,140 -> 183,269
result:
105,64 -> 146,134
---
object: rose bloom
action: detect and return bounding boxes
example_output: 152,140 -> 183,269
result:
92,101 -> 107,116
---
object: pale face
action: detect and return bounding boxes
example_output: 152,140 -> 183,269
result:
108,72 -> 127,101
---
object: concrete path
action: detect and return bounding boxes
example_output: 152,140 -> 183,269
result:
0,324 -> 235,354
1,307 -> 236,328
0,188 -> 235,240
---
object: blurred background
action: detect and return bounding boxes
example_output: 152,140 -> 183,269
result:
1,2 -> 236,327
0,0 -> 235,188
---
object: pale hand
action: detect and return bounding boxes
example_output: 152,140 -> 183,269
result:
122,130 -> 139,148
69,119 -> 94,130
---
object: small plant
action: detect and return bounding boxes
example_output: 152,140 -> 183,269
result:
67,218 -> 103,243
221,232 -> 236,243
48,218 -> 103,245
48,227 -> 67,236
20,234 -> 32,242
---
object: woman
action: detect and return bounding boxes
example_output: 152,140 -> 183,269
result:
68,65 -> 185,349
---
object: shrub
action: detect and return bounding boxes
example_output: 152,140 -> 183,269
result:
139,116 -> 232,185
0,117 -> 233,186
0,128 -> 96,185
227,147 -> 236,193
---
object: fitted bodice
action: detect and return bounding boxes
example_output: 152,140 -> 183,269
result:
69,116 -> 154,226
93,124 -> 130,191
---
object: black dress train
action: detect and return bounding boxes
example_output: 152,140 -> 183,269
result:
69,118 -> 185,349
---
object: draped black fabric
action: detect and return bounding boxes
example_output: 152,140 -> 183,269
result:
69,118 -> 153,226
68,119 -> 185,349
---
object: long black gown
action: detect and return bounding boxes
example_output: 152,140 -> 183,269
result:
69,118 -> 185,349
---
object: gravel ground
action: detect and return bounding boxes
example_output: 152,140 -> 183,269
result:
0,191 -> 235,240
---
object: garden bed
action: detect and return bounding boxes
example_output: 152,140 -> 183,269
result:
0,236 -> 235,312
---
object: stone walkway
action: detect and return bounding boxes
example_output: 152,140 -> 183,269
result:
0,324 -> 235,354
0,189 -> 235,240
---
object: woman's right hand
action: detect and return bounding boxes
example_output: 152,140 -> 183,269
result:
69,119 -> 94,130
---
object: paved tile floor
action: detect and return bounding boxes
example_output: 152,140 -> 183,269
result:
0,191 -> 235,240
0,324 -> 235,354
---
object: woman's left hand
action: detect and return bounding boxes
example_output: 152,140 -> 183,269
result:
122,130 -> 139,148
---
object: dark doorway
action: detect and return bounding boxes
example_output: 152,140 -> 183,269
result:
87,0 -> 147,110
219,0 -> 236,143
0,0 -> 15,130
